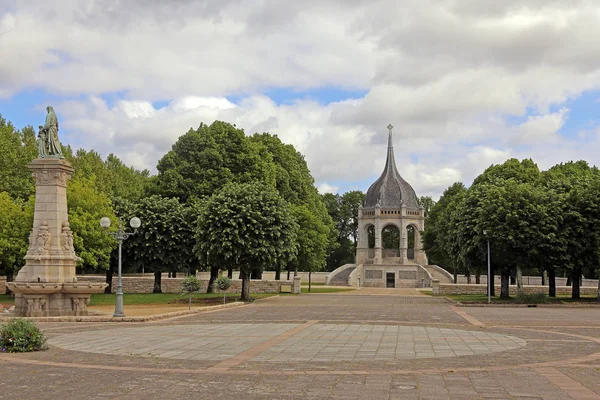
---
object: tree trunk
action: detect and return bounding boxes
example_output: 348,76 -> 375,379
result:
466,273 -> 471,284
549,268 -> 556,297
153,271 -> 162,293
172,271 -> 177,278
453,264 -> 458,284
516,266 -> 523,295
309,271 -> 312,293
5,273 -> 13,296
541,270 -> 546,286
572,268 -> 581,299
240,269 -> 250,302
500,270 -> 510,299
510,270 -> 516,285
287,268 -> 291,281
475,271 -> 481,284
275,266 -> 281,281
105,265 -> 113,294
227,268 -> 233,279
207,266 -> 219,293
566,275 -> 572,286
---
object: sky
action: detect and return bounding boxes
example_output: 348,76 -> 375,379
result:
1,0 -> 599,200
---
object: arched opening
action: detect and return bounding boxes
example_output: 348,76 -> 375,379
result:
382,225 -> 400,257
407,225 -> 415,259
367,225 -> 375,249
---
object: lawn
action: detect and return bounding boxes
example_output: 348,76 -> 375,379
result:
0,294 -> 14,304
88,292 -> 278,306
301,282 -> 326,286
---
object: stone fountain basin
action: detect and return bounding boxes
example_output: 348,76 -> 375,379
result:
61,282 -> 108,294
7,282 -> 62,294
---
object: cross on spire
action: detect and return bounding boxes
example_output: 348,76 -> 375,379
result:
387,123 -> 393,133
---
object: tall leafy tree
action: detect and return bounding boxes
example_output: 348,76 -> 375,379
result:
195,182 -> 298,301
0,115 -> 36,201
153,121 -> 275,202
119,195 -> 197,292
0,193 -> 33,289
250,133 -> 336,278
67,177 -> 118,272
422,182 -> 467,282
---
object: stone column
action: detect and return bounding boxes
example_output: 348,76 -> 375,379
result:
293,276 -> 302,294
374,203 -> 382,264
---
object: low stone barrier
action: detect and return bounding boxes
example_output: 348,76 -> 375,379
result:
431,280 -> 598,296
81,276 -> 298,294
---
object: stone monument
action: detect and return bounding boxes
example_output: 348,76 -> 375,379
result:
7,106 -> 107,317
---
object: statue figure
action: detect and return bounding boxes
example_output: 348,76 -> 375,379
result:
38,106 -> 64,159
37,125 -> 48,158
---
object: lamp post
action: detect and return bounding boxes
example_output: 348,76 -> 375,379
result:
483,230 -> 491,304
100,216 -> 141,317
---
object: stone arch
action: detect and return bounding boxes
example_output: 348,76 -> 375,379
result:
406,223 -> 419,260
381,224 -> 400,257
363,224 -> 375,249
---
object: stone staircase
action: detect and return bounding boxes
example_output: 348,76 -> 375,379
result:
329,266 -> 357,286
423,265 -> 454,283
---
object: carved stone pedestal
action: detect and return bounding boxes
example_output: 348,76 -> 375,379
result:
7,158 -> 107,317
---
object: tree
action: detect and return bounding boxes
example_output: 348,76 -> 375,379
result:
0,115 -> 36,201
422,182 -> 467,282
120,195 -> 197,292
417,196 -> 436,217
153,121 -> 274,202
0,193 -> 33,289
67,177 -> 118,272
322,191 -> 365,270
250,133 -> 336,279
195,182 -> 298,301
541,161 -> 600,298
67,149 -> 150,202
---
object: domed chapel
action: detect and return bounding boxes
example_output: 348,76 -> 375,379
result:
354,124 -> 430,287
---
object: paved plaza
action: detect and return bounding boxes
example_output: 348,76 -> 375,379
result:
2,291 -> 600,399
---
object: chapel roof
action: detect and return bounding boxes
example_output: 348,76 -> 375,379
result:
364,125 -> 419,208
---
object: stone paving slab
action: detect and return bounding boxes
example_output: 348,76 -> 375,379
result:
3,294 -> 600,399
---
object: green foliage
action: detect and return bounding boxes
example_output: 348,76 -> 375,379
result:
121,195 -> 197,274
195,182 -> 298,300
515,293 -> 550,304
67,177 -> 117,271
67,150 -> 150,202
323,191 -> 365,270
0,115 -> 36,201
0,319 -> 47,353
182,275 -> 202,293
154,121 -> 274,202
214,276 -> 233,291
0,193 -> 33,277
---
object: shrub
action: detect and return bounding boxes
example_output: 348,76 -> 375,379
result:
515,293 -> 550,304
0,318 -> 47,353
215,276 -> 233,304
182,275 -> 202,310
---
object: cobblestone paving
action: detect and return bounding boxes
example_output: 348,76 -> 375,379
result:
2,293 -> 600,399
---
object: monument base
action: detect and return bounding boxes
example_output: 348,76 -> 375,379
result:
8,281 -> 107,317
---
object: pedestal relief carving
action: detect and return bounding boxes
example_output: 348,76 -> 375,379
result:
61,221 -> 74,251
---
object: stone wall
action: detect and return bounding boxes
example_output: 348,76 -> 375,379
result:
81,276 -> 297,294
431,280 -> 598,296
